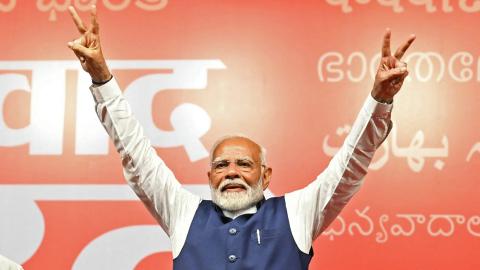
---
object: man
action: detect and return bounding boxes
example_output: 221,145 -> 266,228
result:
67,5 -> 414,270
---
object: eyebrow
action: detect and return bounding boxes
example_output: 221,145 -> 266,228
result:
212,156 -> 254,163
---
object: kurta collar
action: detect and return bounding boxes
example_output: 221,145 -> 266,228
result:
215,197 -> 266,221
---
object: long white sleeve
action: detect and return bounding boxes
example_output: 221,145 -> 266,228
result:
90,78 -> 201,258
285,94 -> 392,254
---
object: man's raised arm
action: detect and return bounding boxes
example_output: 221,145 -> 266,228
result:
66,6 -> 201,252
285,29 -> 415,254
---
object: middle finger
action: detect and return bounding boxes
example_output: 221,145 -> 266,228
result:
394,34 -> 416,60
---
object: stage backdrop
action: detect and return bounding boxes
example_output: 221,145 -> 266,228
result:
0,0 -> 479,269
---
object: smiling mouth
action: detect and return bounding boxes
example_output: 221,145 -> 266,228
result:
221,184 -> 247,192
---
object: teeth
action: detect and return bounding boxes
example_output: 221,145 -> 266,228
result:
222,184 -> 245,191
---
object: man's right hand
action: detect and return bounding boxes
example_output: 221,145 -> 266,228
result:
67,5 -> 112,83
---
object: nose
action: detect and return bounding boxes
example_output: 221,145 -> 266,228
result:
225,163 -> 241,179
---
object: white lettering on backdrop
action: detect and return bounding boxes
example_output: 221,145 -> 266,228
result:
0,60 -> 225,161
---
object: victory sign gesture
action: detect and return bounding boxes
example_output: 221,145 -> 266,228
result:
371,29 -> 416,103
67,5 -> 112,83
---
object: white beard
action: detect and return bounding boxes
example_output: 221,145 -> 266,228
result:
210,177 -> 264,213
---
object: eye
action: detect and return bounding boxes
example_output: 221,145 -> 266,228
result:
237,160 -> 253,168
214,161 -> 229,169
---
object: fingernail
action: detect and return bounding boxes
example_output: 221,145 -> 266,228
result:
400,67 -> 407,72
67,42 -> 73,47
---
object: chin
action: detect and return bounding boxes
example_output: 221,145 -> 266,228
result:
210,178 -> 265,212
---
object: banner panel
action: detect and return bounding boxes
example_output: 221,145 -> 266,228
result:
0,1 -> 479,269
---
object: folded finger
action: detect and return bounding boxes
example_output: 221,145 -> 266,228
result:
395,60 -> 407,69
384,66 -> 408,80
67,40 -> 91,60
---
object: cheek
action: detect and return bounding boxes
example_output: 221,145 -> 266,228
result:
243,172 -> 261,186
209,174 -> 222,188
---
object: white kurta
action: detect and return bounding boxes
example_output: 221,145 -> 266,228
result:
90,78 -> 392,258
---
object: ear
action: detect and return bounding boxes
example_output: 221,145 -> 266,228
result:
262,167 -> 272,190
207,171 -> 211,179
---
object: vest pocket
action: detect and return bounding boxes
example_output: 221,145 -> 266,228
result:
250,228 -> 279,244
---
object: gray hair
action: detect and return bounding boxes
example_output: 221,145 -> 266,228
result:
209,134 -> 267,165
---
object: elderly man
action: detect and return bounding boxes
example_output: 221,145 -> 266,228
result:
67,5 -> 414,270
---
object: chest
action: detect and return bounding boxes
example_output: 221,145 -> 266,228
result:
174,197 -> 312,270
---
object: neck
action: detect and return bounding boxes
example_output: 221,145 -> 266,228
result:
222,204 -> 258,219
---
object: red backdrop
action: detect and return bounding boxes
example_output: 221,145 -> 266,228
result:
0,0 -> 479,269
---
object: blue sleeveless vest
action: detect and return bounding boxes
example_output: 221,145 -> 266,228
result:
173,197 -> 313,270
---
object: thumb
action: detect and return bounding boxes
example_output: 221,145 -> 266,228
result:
383,66 -> 408,81
67,41 -> 90,61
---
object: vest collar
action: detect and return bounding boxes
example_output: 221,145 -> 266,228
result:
215,197 -> 266,221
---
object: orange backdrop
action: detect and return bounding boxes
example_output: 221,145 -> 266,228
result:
0,0 -> 479,269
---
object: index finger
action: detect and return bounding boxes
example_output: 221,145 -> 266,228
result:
68,6 -> 87,34
394,34 -> 416,60
381,28 -> 392,57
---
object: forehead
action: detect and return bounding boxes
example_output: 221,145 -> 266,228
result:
212,137 -> 261,161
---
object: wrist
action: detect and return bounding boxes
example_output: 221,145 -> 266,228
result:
371,92 -> 393,104
91,65 -> 112,84
373,97 -> 393,104
92,73 -> 113,85
90,59 -> 112,83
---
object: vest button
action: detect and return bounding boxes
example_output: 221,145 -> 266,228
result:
228,254 -> 237,263
228,228 -> 237,235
